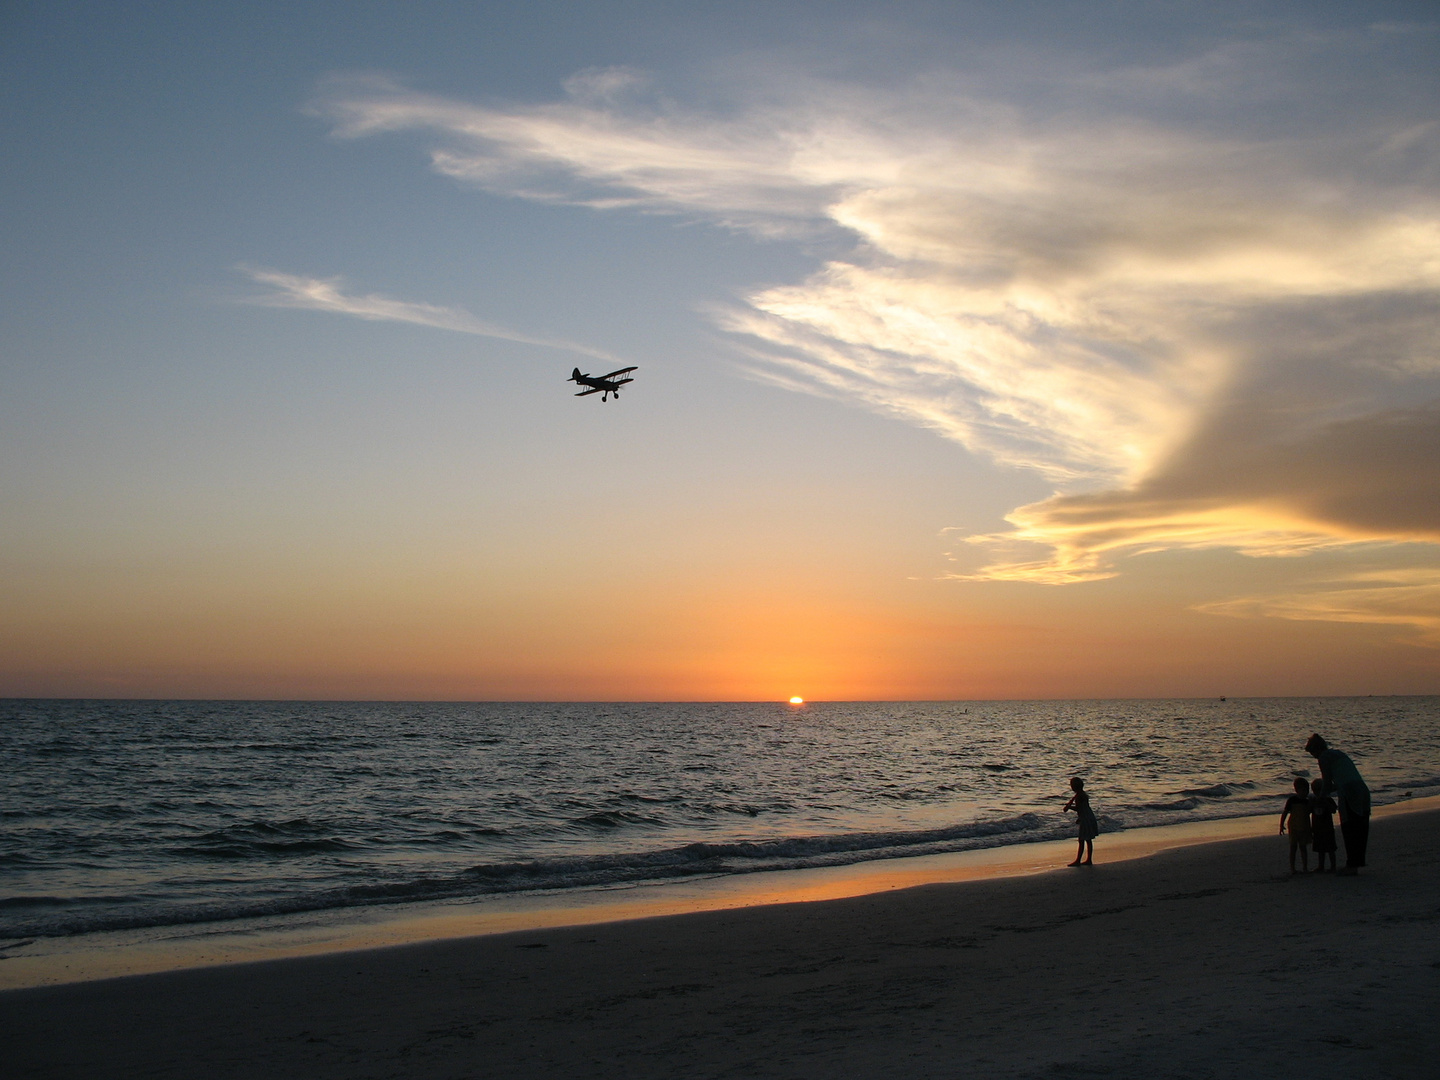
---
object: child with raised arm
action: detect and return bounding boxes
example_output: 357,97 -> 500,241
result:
1309,777 -> 1338,873
1279,777 -> 1312,874
1062,776 -> 1098,866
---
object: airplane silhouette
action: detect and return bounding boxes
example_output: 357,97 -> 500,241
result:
568,366 -> 636,402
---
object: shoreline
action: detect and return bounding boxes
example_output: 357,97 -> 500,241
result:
6,792 -> 1438,993
5,804 -> 1437,1078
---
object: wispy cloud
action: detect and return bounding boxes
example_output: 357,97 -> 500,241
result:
305,26 -> 1440,635
309,72 -> 841,235
1198,568 -> 1440,646
239,266 -> 622,363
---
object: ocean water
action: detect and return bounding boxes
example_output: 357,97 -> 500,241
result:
3,697 -> 1438,943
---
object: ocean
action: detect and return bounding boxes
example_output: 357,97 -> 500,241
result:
3,697 -> 1438,945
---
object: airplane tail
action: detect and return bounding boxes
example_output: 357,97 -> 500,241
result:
570,368 -> 582,382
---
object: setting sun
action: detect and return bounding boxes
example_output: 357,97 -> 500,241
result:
789,696 -> 804,705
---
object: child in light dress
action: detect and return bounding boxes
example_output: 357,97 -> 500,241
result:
1279,777 -> 1312,873
1062,776 -> 1098,866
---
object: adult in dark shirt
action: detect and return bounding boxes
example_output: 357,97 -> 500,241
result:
1305,733 -> 1370,875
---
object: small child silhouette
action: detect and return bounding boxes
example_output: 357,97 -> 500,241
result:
1309,777 -> 1338,873
1062,776 -> 1098,866
1279,777 -> 1312,874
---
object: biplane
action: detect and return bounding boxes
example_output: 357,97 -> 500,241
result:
568,366 -> 636,402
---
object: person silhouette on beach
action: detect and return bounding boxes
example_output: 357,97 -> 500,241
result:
1305,733 -> 1370,875
1309,777 -> 1338,873
1062,776 -> 1097,866
1279,777 -> 1311,874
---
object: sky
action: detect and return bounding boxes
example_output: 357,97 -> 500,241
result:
3,1 -> 1439,701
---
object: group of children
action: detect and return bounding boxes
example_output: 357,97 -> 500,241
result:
1279,777 -> 1339,873
1060,772 -> 1342,874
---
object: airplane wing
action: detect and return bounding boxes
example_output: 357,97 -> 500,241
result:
599,366 -> 637,380
574,387 -> 603,396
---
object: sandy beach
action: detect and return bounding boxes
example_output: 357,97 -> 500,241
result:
5,806 -> 1438,1079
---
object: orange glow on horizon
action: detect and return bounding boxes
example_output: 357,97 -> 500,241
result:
6,555 -> 1438,701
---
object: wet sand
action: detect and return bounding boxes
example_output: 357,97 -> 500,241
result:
0,807 -> 1319,993
5,805 -> 1438,1078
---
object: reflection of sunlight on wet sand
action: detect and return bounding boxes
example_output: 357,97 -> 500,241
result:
10,794 -> 1438,992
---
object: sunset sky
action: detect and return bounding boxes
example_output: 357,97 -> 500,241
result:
4,1 -> 1439,700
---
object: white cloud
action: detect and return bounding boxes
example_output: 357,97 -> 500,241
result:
310,73 -> 840,234
239,266 -> 622,363
303,31 -> 1440,634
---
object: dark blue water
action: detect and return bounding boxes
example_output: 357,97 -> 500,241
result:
3,698 -> 1437,941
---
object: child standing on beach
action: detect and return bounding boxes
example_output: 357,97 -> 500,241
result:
1279,778 -> 1312,873
1062,776 -> 1098,866
1309,778 -> 1338,873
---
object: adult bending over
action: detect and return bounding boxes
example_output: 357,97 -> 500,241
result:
1305,733 -> 1370,876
